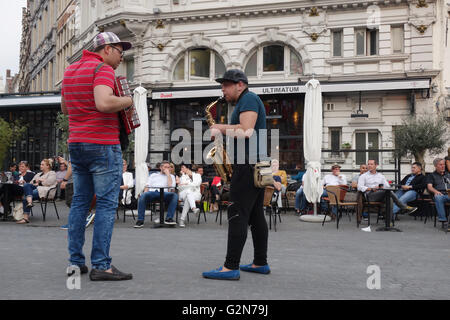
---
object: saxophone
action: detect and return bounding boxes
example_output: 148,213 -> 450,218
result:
205,97 -> 233,183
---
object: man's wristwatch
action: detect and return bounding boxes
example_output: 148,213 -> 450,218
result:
63,178 -> 68,182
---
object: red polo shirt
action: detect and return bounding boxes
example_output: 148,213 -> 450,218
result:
61,50 -> 119,145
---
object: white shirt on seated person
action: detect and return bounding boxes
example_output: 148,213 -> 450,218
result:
322,165 -> 348,187
357,171 -> 390,193
322,173 -> 347,186
178,172 -> 202,196
146,172 -> 176,192
121,171 -> 134,205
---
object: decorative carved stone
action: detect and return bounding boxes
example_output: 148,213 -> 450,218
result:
415,24 -> 427,34
310,33 -> 319,41
228,17 -> 241,35
309,7 -> 319,16
408,0 -> 434,35
416,0 -> 428,8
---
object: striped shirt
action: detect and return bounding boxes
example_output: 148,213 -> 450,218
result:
61,50 -> 119,145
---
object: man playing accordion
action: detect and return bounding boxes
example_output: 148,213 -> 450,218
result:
61,32 -> 133,281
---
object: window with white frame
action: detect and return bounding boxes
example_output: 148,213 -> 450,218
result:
244,44 -> 303,77
355,28 -> 378,56
332,30 -> 343,57
391,25 -> 404,54
125,58 -> 134,83
355,131 -> 380,165
172,48 -> 226,82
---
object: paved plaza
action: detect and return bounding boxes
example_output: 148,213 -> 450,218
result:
0,201 -> 448,300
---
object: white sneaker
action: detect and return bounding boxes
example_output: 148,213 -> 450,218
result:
0,206 -> 4,214
193,208 -> 200,215
179,219 -> 186,228
154,218 -> 160,224
85,213 -> 95,228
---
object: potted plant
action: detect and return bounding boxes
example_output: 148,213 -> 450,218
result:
341,142 -> 352,157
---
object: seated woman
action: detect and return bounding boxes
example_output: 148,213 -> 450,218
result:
209,176 -> 222,212
17,158 -> 57,224
271,159 -> 287,207
0,161 -> 35,217
120,159 -> 134,206
272,175 -> 283,207
8,163 -> 20,180
178,164 -> 202,228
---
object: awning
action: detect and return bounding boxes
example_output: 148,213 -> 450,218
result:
152,79 -> 430,100
0,95 -> 61,108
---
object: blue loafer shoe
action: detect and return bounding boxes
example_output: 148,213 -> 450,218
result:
202,267 -> 240,280
239,263 -> 271,274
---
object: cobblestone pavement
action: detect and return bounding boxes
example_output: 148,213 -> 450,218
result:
0,201 -> 448,300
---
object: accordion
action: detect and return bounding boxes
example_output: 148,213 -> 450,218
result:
114,76 -> 141,135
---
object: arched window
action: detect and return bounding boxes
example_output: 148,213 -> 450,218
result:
244,44 -> 303,78
172,48 -> 226,82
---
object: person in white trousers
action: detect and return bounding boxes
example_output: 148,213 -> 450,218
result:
178,164 -> 202,227
120,159 -> 134,206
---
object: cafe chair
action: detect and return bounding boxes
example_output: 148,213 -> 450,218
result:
423,191 -> 450,229
357,191 -> 384,227
34,186 -> 60,221
264,186 -> 282,231
323,186 -> 357,229
216,199 -> 231,226
117,187 -> 136,222
215,184 -> 231,225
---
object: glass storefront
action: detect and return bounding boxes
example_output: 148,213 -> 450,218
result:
168,93 -> 304,175
0,108 -> 58,171
262,94 -> 304,173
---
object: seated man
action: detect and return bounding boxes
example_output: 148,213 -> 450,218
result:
351,164 -> 368,189
294,175 -> 306,214
134,161 -> 178,228
392,162 -> 425,218
289,163 -> 305,183
321,164 -> 348,215
56,161 -> 68,200
295,164 -> 347,215
358,159 -> 416,217
426,158 -> 450,224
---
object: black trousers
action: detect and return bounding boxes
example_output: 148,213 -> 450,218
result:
366,190 -> 405,210
210,185 -> 220,204
224,164 -> 268,270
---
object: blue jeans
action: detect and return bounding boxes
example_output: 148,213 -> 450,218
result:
22,183 -> 39,214
434,194 -> 450,221
137,191 -> 178,221
392,190 -> 418,216
67,143 -> 122,271
295,188 -> 307,211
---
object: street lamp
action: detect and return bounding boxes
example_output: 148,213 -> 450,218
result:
351,91 -> 368,118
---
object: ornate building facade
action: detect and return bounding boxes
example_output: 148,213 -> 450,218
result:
13,0 -> 450,175
17,6 -> 31,93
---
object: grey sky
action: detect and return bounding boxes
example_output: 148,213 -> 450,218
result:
0,0 -> 27,83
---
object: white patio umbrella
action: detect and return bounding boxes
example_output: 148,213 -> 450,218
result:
133,86 -> 149,199
300,79 -> 330,222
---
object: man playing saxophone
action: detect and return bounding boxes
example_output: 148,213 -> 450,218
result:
202,69 -> 270,280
